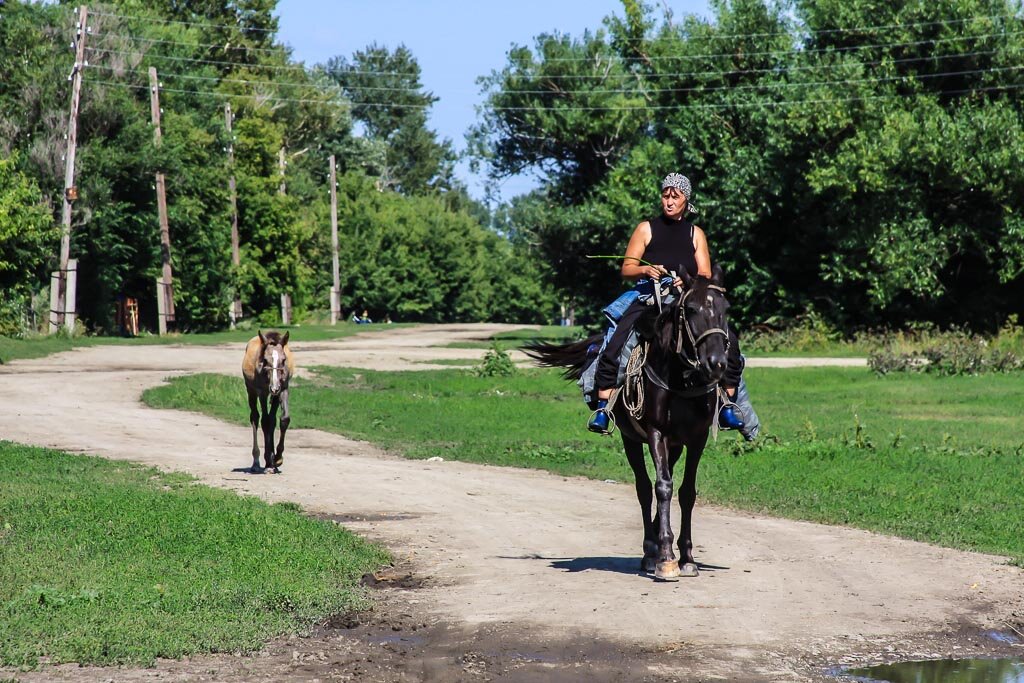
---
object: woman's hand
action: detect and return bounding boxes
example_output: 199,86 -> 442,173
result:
643,264 -> 667,279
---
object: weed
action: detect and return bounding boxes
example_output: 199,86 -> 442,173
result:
475,342 -> 517,377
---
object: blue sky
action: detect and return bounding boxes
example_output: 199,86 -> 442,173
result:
274,0 -> 711,203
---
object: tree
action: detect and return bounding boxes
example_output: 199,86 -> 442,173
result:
475,0 -> 1024,329
325,44 -> 458,195
0,153 -> 58,334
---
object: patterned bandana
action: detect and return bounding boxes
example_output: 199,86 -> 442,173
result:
660,172 -> 691,198
660,173 -> 699,215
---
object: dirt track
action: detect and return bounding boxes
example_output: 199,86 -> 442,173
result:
1,324 -> 1021,682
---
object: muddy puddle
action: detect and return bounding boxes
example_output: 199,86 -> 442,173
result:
846,656 -> 1024,682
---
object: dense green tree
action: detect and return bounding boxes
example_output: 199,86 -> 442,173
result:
0,153 -> 57,334
475,0 -> 1024,329
325,44 -> 459,195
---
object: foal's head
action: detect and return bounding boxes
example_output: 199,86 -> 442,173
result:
257,330 -> 291,396
653,265 -> 730,383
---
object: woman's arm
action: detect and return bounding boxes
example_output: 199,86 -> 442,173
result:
693,226 -> 712,278
621,221 -> 665,280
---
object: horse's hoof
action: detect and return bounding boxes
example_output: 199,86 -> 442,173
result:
655,560 -> 681,580
681,562 -> 699,577
271,467 -> 281,474
640,557 -> 657,574
250,465 -> 265,474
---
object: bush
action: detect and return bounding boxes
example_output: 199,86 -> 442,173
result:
475,342 -> 517,377
869,330 -> 1022,376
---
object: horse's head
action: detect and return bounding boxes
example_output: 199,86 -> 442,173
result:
658,265 -> 731,383
257,329 -> 291,397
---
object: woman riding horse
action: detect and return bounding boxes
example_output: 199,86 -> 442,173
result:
588,173 -> 751,437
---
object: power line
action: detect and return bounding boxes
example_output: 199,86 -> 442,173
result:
489,82 -> 1024,111
85,42 -> 1016,89
674,10 -> 1023,41
90,30 -> 292,56
90,8 -> 279,34
88,6 -> 1023,45
511,28 -> 1024,65
84,46 -> 420,78
84,22 -> 1024,74
86,61 -> 1024,100
88,76 -> 1024,112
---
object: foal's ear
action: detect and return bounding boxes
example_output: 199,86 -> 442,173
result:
258,329 -> 266,345
281,331 -> 289,346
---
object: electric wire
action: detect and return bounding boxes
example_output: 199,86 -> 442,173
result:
87,77 -> 1024,112
86,25 -> 1024,68
84,43 -> 1019,90
86,7 -> 1023,44
85,61 -> 1024,99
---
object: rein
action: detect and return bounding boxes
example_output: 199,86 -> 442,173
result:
675,284 -> 730,367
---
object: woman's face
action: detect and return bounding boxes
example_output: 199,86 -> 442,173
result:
661,187 -> 687,219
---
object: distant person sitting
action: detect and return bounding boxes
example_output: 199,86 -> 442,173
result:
358,309 -> 372,324
383,314 -> 392,324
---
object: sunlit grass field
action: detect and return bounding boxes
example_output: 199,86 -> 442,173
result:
0,442 -> 389,668
145,365 -> 1024,565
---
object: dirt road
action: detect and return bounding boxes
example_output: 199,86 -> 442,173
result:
1,324 -> 1020,682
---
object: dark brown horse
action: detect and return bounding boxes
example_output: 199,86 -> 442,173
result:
241,330 -> 294,474
526,267 -> 731,580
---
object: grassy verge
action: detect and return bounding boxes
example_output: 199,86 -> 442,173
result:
0,322 -> 411,364
0,442 -> 389,668
143,367 -> 1024,565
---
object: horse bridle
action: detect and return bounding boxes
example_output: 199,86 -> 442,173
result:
675,284 -> 730,370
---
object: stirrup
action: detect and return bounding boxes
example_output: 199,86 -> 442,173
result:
717,403 -> 745,431
587,408 -> 615,435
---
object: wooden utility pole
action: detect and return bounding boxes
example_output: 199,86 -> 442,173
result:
329,154 -> 341,325
51,5 -> 88,334
278,146 -> 290,325
225,102 -> 242,325
149,67 -> 175,333
278,147 -> 287,195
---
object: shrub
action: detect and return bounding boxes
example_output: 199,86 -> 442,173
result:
475,342 -> 517,377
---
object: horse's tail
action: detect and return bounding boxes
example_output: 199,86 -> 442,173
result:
522,333 -> 603,381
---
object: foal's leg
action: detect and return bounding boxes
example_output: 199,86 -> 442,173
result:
677,435 -> 708,578
248,390 -> 263,473
273,388 -> 290,471
623,436 -> 657,573
262,395 -> 278,471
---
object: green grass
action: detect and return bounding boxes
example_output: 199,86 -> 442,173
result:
144,367 -> 1024,565
0,322 -> 412,364
0,442 -> 389,669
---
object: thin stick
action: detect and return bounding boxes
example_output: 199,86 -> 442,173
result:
586,254 -> 656,266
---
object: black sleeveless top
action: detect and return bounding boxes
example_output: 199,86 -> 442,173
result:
641,214 -> 697,277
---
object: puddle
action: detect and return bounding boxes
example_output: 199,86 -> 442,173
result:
376,633 -> 426,646
846,657 -> 1024,682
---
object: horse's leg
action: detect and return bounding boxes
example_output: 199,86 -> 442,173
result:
248,389 -> 263,473
263,395 -> 278,471
273,388 -> 290,472
677,433 -> 709,578
623,435 -> 657,573
649,427 -> 680,580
